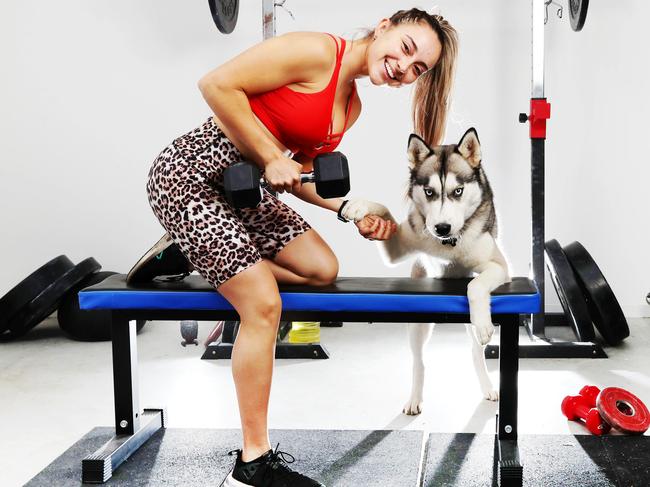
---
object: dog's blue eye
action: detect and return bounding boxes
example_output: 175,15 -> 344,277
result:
423,187 -> 434,197
454,187 -> 464,197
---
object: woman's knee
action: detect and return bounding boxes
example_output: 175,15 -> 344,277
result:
306,254 -> 339,286
243,292 -> 282,327
275,230 -> 339,286
218,263 -> 282,328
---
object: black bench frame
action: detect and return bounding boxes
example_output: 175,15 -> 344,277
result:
82,309 -> 522,487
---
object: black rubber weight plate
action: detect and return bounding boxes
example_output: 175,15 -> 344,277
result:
544,239 -> 595,342
58,271 -> 145,342
1,257 -> 102,341
208,0 -> 239,34
569,0 -> 589,32
0,255 -> 75,333
563,241 -> 629,345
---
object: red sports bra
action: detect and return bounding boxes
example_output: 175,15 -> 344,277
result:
249,33 -> 357,159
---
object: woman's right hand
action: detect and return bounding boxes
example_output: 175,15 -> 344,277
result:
264,156 -> 303,194
355,214 -> 398,241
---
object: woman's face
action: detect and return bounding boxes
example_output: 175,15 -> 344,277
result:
368,20 -> 442,87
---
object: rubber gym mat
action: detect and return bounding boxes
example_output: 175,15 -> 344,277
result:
25,428 -> 423,486
29,429 -> 650,486
421,433 -> 650,486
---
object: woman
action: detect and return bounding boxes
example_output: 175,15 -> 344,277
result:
146,8 -> 458,487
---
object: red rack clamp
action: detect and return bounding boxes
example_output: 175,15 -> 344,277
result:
519,98 -> 551,139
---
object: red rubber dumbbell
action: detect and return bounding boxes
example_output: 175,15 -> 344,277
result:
561,394 -> 611,435
578,385 -> 601,407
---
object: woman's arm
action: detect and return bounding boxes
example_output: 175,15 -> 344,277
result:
197,32 -> 335,169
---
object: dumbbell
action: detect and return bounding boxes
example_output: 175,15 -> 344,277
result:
223,151 -> 350,208
561,394 -> 611,435
578,385 -> 600,406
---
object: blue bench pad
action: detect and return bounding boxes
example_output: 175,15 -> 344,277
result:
79,275 -> 540,315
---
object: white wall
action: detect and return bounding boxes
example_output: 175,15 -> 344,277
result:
1,1 -> 648,316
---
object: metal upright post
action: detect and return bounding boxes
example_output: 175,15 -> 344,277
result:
262,0 -> 276,40
528,0 -> 550,337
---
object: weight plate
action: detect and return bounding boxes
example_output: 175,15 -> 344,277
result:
597,387 -> 650,434
545,239 -> 595,342
0,255 -> 74,333
1,258 -> 102,341
563,241 -> 629,345
59,271 -> 145,341
569,0 -> 589,32
208,0 -> 239,34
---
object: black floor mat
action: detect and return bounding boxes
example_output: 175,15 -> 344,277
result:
421,433 -> 650,486
25,429 -> 650,486
25,428 -> 423,486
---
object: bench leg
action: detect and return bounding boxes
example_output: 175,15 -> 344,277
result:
111,313 -> 140,436
82,313 -> 165,483
497,314 -> 523,487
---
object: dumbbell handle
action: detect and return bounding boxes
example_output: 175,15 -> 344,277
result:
262,172 -> 316,187
573,399 -> 593,420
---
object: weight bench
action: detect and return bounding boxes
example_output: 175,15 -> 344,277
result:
78,274 -> 539,486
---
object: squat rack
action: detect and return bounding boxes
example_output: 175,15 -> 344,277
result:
485,0 -> 605,359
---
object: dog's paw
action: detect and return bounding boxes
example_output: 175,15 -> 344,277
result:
342,198 -> 389,222
402,397 -> 424,415
482,388 -> 499,402
473,321 -> 495,346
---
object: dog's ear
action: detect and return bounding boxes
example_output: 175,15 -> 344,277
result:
458,128 -> 482,167
407,133 -> 431,169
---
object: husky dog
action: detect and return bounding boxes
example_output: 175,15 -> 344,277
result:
341,128 -> 510,414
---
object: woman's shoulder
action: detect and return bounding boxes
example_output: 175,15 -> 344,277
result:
274,31 -> 339,65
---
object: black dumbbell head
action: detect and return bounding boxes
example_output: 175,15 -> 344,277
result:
313,152 -> 350,199
224,162 -> 263,208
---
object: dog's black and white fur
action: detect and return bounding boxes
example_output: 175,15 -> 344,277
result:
342,128 -> 511,414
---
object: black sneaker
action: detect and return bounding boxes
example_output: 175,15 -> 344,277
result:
221,445 -> 325,487
126,233 -> 194,283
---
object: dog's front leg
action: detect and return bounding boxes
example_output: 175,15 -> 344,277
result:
403,260 -> 434,415
341,198 -> 395,222
467,261 -> 508,346
465,323 -> 498,401
403,322 -> 434,415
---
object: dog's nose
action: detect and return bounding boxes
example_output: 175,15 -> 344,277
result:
435,223 -> 451,236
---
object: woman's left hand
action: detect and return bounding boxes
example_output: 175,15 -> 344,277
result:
355,214 -> 397,241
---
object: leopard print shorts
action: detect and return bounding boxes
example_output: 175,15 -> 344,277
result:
146,117 -> 312,288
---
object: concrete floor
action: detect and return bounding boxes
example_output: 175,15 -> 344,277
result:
1,317 -> 648,486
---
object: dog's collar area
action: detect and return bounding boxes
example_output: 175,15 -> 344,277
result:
441,237 -> 458,247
